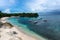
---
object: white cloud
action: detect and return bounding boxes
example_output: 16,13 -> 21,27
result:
3,9 -> 11,13
0,0 -> 16,13
26,0 -> 60,12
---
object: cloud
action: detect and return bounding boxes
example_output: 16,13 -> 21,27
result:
3,9 -> 11,13
0,0 -> 60,13
0,0 -> 16,12
26,0 -> 60,12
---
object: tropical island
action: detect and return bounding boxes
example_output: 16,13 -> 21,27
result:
0,11 -> 39,18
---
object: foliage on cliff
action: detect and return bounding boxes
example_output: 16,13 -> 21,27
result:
0,11 -> 39,18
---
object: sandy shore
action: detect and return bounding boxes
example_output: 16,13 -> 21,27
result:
0,17 -> 47,40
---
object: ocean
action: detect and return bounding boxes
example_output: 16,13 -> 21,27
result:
6,15 -> 60,40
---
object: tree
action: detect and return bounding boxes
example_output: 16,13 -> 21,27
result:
0,11 -> 39,18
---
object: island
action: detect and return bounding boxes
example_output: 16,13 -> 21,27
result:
0,11 -> 39,18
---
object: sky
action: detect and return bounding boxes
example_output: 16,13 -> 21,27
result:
0,0 -> 60,13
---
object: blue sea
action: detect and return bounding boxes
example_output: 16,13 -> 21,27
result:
6,15 -> 60,40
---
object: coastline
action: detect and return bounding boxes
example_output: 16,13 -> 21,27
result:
0,17 -> 47,40
14,25 -> 47,40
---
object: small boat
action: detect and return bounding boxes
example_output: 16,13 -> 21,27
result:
43,20 -> 47,22
34,21 -> 38,24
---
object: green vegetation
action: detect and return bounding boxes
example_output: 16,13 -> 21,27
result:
0,11 -> 39,18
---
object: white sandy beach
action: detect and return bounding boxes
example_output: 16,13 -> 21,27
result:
0,17 -> 47,40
